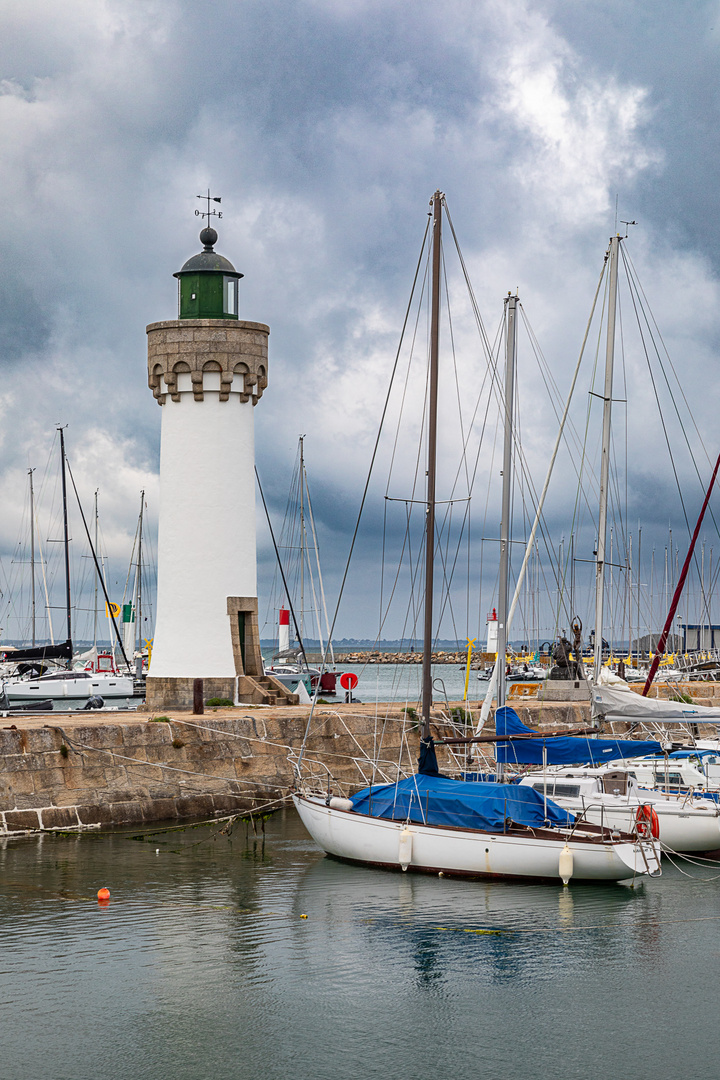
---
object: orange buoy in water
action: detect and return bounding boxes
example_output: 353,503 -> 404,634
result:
97,888 -> 110,902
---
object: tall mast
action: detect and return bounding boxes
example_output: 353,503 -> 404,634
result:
496,293 -> 518,762
136,491 -> 144,657
58,427 -> 72,663
93,490 -> 99,650
701,541 -> 706,649
593,235 -> 620,679
421,190 -> 442,742
637,526 -> 642,664
28,468 -> 36,646
299,435 -> 305,650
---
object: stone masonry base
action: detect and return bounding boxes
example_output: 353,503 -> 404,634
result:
146,677 -> 237,711
1,791 -> 258,835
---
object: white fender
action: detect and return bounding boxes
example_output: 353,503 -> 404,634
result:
329,797 -> 353,811
559,843 -> 574,886
398,827 -> 413,871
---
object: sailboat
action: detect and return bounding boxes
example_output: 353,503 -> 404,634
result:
293,193 -> 661,883
1,431 -> 134,707
262,436 -> 339,697
488,235 -> 720,855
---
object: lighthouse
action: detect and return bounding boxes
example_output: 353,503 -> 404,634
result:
146,216 -> 292,709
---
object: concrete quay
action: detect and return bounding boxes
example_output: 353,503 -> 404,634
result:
0,692 -> 713,836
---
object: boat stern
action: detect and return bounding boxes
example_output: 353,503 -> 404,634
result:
613,837 -> 662,878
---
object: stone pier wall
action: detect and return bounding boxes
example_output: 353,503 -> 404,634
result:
1,694 -> 713,836
0,707 -> 418,835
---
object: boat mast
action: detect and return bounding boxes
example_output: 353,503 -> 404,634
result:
421,190 -> 442,742
299,435 -> 305,653
637,526 -> 642,664
496,293 -> 518,778
28,468 -> 36,646
642,447 -> 720,694
58,427 -> 72,665
593,235 -> 620,680
136,490 -> 144,658
93,490 -> 99,650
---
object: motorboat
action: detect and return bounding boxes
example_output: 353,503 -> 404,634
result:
263,661 -> 317,699
594,749 -> 720,795
478,664 -> 545,683
518,767 -> 720,853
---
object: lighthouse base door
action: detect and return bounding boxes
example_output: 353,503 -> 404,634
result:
226,596 -> 263,678
238,613 -> 246,673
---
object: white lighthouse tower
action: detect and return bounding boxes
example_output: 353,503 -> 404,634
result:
146,216 -> 291,709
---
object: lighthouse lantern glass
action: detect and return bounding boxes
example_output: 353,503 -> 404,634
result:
224,277 -> 237,316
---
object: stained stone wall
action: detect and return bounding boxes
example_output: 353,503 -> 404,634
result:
0,710 -> 416,835
5,699 -> 692,836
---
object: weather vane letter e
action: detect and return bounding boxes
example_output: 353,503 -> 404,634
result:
195,189 -> 222,220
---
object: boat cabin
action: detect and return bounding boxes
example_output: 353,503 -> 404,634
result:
518,770 -> 643,802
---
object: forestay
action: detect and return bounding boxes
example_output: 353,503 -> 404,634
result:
495,706 -> 663,765
350,774 -> 574,830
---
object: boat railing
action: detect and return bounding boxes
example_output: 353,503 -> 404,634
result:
570,800 -> 622,843
289,747 -> 408,799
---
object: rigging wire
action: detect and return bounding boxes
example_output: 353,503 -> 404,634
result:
296,216 -> 432,772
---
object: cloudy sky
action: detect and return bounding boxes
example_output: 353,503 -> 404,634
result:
1,0 -> 719,647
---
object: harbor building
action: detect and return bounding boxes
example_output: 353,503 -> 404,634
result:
145,222 -> 294,709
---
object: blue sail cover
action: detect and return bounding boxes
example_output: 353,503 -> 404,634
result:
350,774 -> 574,830
495,706 -> 663,766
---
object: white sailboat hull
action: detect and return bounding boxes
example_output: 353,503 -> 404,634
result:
293,794 -> 661,882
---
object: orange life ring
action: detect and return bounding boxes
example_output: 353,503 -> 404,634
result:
635,803 -> 660,840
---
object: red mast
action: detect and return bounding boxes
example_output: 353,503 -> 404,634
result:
642,448 -> 720,695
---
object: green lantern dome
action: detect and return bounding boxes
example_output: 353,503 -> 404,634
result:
173,227 -> 244,319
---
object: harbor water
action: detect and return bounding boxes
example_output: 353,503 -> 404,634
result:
2,808 -> 719,1080
329,661 -> 480,703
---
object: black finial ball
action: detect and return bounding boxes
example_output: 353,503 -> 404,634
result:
200,226 -> 218,249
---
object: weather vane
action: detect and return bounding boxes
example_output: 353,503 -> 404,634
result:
195,189 -> 223,221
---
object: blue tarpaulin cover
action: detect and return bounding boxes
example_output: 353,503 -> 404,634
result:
350,774 -> 574,830
495,706 -> 663,766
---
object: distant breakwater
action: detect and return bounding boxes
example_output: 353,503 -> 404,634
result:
336,651 -> 486,665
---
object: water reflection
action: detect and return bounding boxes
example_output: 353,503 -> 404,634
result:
290,854 -> 660,989
0,809 -> 718,1080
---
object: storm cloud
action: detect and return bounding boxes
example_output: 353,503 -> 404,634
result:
1,0 -> 719,644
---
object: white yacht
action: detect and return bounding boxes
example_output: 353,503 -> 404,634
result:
594,750 -> 720,795
518,767 -> 720,853
294,785 -> 661,883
